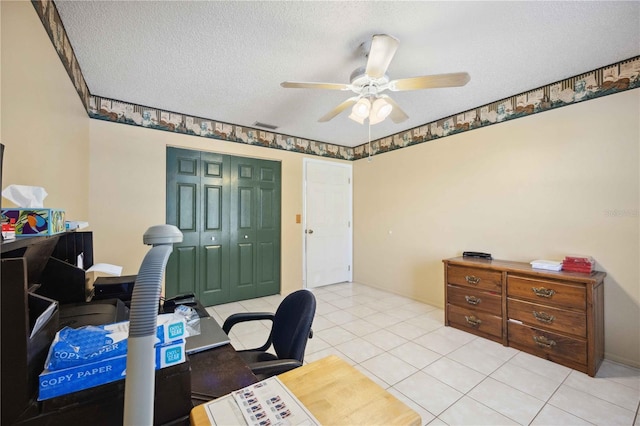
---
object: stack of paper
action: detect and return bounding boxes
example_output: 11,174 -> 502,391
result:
39,314 -> 188,400
530,260 -> 563,271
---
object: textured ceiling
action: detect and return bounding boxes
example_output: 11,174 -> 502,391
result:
54,1 -> 640,148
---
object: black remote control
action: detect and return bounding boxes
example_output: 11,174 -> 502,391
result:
463,251 -> 492,259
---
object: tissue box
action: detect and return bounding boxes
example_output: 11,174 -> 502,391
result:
1,208 -> 66,236
38,339 -> 185,400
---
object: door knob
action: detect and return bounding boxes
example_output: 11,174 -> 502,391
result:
306,229 -> 314,234
244,235 -> 249,239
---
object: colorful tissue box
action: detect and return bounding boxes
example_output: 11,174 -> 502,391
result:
38,339 -> 185,400
1,208 -> 65,236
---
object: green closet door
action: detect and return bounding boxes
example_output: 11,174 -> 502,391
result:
166,147 -> 280,306
198,151 -> 231,305
166,147 -> 201,297
255,160 -> 281,297
229,157 -> 281,300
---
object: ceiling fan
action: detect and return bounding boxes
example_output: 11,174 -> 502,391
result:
281,34 -> 470,125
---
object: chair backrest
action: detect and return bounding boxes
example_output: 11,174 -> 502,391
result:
271,289 -> 316,362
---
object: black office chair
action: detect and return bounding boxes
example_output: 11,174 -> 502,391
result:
222,289 -> 316,379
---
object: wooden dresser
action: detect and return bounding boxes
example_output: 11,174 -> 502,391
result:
443,257 -> 605,376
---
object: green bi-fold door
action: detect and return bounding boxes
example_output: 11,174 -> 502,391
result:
165,147 -> 281,306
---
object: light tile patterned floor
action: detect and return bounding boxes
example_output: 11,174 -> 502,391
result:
206,282 -> 640,426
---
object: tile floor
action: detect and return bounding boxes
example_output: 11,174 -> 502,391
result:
206,282 -> 640,426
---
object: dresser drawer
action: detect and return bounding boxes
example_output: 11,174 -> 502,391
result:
508,298 -> 586,338
507,275 -> 586,310
508,321 -> 587,366
448,285 -> 501,316
447,265 -> 502,293
447,304 -> 502,339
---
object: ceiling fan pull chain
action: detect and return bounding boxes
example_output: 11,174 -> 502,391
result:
368,121 -> 372,163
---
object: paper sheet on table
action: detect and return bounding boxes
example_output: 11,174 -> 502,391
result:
204,377 -> 319,426
31,301 -> 57,339
86,263 -> 123,276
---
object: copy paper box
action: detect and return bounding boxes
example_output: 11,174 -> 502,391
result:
45,314 -> 187,371
38,339 -> 185,400
1,208 -> 65,236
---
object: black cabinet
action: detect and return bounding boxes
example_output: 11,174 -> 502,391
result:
1,232 -> 192,425
1,232 -> 91,425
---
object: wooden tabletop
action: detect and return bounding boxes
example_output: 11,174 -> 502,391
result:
190,355 -> 421,426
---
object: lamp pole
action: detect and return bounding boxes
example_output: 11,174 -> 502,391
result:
123,225 -> 183,425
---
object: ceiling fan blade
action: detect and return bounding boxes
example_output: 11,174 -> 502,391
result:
388,72 -> 471,91
281,81 -> 350,90
365,34 -> 399,79
379,95 -> 409,123
318,97 -> 359,122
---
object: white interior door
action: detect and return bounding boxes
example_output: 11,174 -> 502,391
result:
303,159 -> 352,288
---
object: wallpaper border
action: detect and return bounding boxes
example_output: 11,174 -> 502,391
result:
31,1 -> 639,162
353,57 -> 640,160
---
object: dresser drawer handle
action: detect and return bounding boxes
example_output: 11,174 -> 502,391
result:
464,315 -> 482,327
465,295 -> 481,305
465,275 -> 481,285
532,287 -> 556,298
533,335 -> 556,348
533,311 -> 555,324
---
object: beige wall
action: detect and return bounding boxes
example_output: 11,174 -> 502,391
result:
1,1 -> 89,219
88,119 -> 348,296
353,89 -> 640,367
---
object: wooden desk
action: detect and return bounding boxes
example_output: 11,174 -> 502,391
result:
165,301 -> 260,404
190,355 -> 421,426
190,344 -> 259,403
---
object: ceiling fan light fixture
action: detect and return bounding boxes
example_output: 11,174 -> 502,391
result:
352,98 -> 371,118
369,97 -> 393,125
348,110 -> 366,124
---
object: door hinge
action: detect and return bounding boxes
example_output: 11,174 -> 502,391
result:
348,221 -> 351,227
348,265 -> 351,271
348,178 -> 351,184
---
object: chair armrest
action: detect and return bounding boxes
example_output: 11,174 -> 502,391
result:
248,359 -> 303,376
222,312 -> 274,333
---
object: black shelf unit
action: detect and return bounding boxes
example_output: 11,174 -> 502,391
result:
1,232 -> 92,425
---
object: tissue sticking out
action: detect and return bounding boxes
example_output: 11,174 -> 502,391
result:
2,184 -> 48,208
